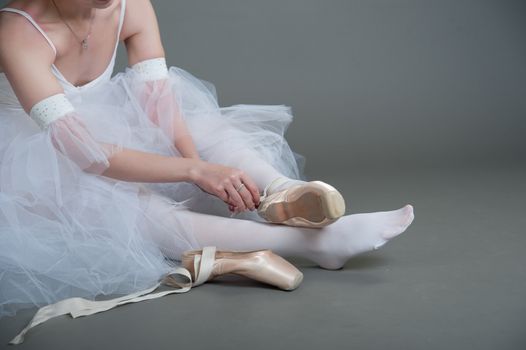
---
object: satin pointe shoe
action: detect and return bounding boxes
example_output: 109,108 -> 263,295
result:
181,246 -> 303,291
257,177 -> 346,228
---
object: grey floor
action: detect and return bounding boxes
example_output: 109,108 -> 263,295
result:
0,163 -> 525,350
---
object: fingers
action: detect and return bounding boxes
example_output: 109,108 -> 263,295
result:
234,182 -> 256,210
201,165 -> 261,214
224,182 -> 247,212
198,180 -> 239,213
231,170 -> 260,211
224,170 -> 254,213
210,186 -> 239,214
240,172 -> 261,207
217,188 -> 242,214
211,185 -> 230,203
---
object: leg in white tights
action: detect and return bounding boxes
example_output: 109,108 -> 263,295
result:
208,146 -> 307,197
141,188 -> 415,270
184,205 -> 414,270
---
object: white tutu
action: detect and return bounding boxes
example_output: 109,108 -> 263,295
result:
0,60 -> 307,319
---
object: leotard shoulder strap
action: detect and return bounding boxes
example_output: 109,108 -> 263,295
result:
118,0 -> 126,39
0,0 -> 126,57
0,7 -> 57,56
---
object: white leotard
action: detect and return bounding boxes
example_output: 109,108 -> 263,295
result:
0,0 -> 126,93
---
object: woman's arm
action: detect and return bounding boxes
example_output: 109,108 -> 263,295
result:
123,0 -> 201,160
0,10 -> 198,184
0,7 -> 259,211
120,0 -> 261,210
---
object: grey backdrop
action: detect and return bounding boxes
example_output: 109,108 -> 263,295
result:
114,0 -> 526,173
1,1 -> 525,349
2,0 -> 524,172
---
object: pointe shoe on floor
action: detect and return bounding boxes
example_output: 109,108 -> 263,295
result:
257,178 -> 346,228
181,246 -> 303,291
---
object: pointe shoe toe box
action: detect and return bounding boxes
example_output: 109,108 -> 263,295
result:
181,248 -> 304,291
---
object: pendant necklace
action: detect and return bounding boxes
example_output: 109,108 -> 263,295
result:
51,0 -> 95,50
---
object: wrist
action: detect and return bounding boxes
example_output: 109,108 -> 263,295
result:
187,158 -> 206,183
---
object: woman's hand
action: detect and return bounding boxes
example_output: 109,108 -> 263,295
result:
189,160 -> 260,213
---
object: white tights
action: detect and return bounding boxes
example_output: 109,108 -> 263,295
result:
139,152 -> 415,270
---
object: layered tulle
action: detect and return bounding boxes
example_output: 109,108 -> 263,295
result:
0,64 -> 306,318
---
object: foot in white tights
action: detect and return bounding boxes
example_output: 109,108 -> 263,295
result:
142,190 -> 415,271
307,204 -> 415,269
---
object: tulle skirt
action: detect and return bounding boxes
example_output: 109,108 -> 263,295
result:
0,65 -> 306,318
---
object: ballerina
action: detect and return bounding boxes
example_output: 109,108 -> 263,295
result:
0,0 -> 415,343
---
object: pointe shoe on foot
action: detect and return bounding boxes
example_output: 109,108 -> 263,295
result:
181,246 -> 303,291
257,178 -> 346,228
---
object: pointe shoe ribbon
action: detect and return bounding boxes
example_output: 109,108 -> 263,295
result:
192,245 -> 216,286
257,178 -> 346,228
8,246 -> 302,345
9,260 -> 196,344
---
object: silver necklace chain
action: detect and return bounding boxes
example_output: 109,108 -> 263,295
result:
51,0 -> 95,50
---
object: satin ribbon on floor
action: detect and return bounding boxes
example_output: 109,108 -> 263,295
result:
9,246 -> 218,345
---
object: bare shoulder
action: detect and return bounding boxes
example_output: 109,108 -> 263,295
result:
120,0 -> 159,41
0,7 -> 55,72
0,5 -> 61,112
121,0 -> 164,65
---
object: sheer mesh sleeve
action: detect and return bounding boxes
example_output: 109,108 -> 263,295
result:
29,93 -> 121,175
129,57 -> 192,144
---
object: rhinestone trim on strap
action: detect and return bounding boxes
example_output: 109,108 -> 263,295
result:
29,93 -> 75,129
131,57 -> 169,81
